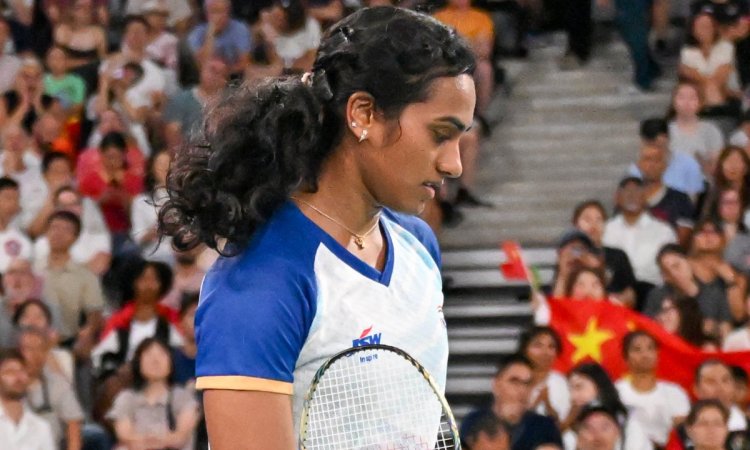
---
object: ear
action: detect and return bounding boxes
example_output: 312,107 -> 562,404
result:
345,91 -> 377,143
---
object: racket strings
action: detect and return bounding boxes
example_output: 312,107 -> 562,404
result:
302,349 -> 457,449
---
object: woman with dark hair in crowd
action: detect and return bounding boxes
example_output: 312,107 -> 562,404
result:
572,200 -> 637,307
708,187 -> 749,243
534,266 -> 611,325
655,295 -> 707,347
158,6 -> 476,447
107,337 -> 200,450
562,363 -> 652,450
519,326 -> 570,423
130,149 -> 172,264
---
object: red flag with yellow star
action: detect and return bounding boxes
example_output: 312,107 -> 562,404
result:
548,298 -> 750,393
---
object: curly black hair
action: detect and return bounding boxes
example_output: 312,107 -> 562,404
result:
159,6 -> 475,255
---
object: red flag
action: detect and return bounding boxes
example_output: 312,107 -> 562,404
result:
548,298 -> 750,393
500,241 -> 529,281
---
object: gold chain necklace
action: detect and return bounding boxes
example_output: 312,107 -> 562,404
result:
291,196 -> 381,250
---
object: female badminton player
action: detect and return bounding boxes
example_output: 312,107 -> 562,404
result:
159,6 -> 476,449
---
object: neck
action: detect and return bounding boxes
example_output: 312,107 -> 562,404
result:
622,211 -> 642,225
48,250 -> 70,268
676,115 -> 698,126
133,301 -> 158,321
629,371 -> 657,391
492,401 -> 523,425
144,380 -> 168,400
531,367 -> 549,385
644,181 -> 664,198
0,397 -> 24,424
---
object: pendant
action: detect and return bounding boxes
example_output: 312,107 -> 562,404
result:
354,236 -> 365,250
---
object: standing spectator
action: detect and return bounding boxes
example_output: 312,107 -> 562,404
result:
684,400 -> 730,450
689,217 -> 747,326
572,201 -> 637,306
163,56 -> 228,149
0,57 -> 61,133
562,363 -> 652,450
615,331 -> 691,448
78,131 -> 144,253
0,177 -> 32,273
43,46 -> 87,118
679,11 -> 740,112
433,0 -> 494,115
520,326 -> 570,423
248,0 -> 321,78
106,337 -> 200,450
629,118 -> 705,198
131,150 -> 172,264
668,81 -> 725,175
187,0 -> 252,75
602,177 -> 676,298
0,348 -> 55,450
51,0 -> 107,94
0,17 -> 21,94
40,210 -> 104,351
645,243 -> 732,339
461,354 -> 563,450
636,141 -> 695,245
18,327 -> 85,450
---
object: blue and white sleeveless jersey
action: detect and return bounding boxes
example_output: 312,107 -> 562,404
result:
194,201 -> 447,430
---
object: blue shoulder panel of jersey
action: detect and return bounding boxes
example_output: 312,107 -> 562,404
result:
382,209 -> 441,269
194,202 -> 320,394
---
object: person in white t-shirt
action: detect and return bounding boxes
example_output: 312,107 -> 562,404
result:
520,325 -> 571,423
0,348 -> 55,450
0,177 -> 32,273
615,330 -> 690,447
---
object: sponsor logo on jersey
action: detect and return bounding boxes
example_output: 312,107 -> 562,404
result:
352,325 -> 382,347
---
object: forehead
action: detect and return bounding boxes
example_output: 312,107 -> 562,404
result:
401,75 -> 476,125
500,362 -> 531,378
700,363 -> 731,380
583,412 -> 617,427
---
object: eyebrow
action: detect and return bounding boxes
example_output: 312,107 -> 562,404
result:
434,116 -> 471,132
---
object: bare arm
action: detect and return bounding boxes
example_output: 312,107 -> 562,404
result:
204,390 -> 295,450
65,420 -> 83,450
678,64 -> 708,84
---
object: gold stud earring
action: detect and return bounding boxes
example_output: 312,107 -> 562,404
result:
359,129 -> 368,143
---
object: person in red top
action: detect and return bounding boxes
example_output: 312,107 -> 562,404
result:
78,131 -> 143,254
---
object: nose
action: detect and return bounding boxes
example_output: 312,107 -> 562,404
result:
437,141 -> 462,179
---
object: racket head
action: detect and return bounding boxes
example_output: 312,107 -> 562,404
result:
299,344 -> 460,450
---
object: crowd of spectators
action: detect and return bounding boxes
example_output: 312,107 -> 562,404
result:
2,0 -> 750,448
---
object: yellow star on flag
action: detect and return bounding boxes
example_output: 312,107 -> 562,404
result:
569,317 -> 615,364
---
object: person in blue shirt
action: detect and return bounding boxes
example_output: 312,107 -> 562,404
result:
187,0 -> 252,75
159,6 -> 477,449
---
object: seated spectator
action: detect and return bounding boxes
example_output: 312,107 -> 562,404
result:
78,131 -> 144,252
603,177 -> 676,297
615,331 -> 691,447
45,0 -> 109,28
106,337 -> 200,450
685,399 -> 730,450
143,1 -> 179,74
187,0 -> 251,75
92,260 -> 181,376
161,247 -> 205,309
731,366 -> 749,415
33,185 -> 112,276
12,299 -> 72,384
126,0 -> 193,35
0,57 -> 61,133
461,411 -> 508,450
247,0 -> 321,78
0,259 -> 45,347
163,56 -> 227,149
635,141 -> 695,245
306,0 -> 343,28
39,211 -> 104,352
27,112 -> 73,163
709,187 -> 748,243
51,0 -> 107,94
668,81 -> 725,175
562,363 -> 652,450
0,348 -> 56,450
699,146 -> 750,219
572,201 -> 637,306
723,308 -> 750,350
43,46 -> 87,118
666,360 -> 746,449
679,11 -> 740,112
645,243 -> 732,339
433,0 -> 494,116
130,150 -> 173,264
172,293 -> 197,386
729,109 -> 750,148
0,177 -> 32,273
654,295 -> 707,347
461,354 -> 563,450
17,327 -> 85,449
630,118 -> 705,198
689,217 -> 747,326
549,230 -> 604,299
519,326 -> 570,423
0,17 -> 21,94
573,405 -> 625,450
82,108 -> 147,169
0,125 -> 47,228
